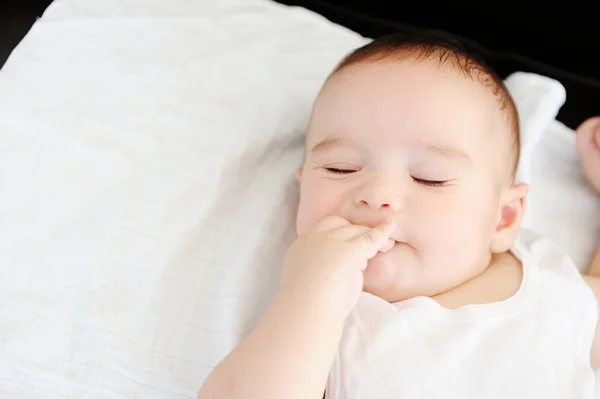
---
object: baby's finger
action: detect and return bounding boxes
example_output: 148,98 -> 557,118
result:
349,218 -> 396,258
311,215 -> 351,232
379,238 -> 395,253
330,224 -> 372,240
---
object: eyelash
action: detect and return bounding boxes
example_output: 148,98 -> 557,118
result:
411,178 -> 447,187
324,168 -> 448,187
325,167 -> 355,174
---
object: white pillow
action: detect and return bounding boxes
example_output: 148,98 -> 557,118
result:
0,0 -> 597,397
506,73 -> 600,271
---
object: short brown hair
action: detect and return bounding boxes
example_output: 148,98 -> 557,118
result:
328,29 -> 520,177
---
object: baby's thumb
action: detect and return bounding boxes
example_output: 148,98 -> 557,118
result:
352,219 -> 396,259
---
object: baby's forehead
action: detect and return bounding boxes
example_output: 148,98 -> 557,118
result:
306,60 -> 516,178
310,60 -> 499,140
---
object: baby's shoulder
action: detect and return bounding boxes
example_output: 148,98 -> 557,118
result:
514,228 -> 594,305
514,228 -> 578,272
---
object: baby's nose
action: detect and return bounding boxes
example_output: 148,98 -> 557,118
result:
357,198 -> 396,210
355,181 -> 403,212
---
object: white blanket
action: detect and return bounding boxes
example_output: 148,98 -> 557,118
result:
0,0 -> 598,397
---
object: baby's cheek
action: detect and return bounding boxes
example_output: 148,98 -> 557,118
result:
295,203 -> 314,236
428,196 -> 491,255
296,193 -> 329,236
296,181 -> 340,236
415,197 -> 466,248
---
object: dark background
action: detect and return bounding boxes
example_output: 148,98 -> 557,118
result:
275,0 -> 600,130
0,0 -> 53,67
2,0 -> 598,129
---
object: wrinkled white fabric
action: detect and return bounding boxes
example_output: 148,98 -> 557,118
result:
0,0 -> 598,397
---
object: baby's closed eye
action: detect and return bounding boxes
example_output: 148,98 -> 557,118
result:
411,177 -> 448,187
322,166 -> 451,187
325,167 -> 357,174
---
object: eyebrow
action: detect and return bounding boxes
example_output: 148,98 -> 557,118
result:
423,144 -> 474,164
310,137 -> 474,164
309,137 -> 355,154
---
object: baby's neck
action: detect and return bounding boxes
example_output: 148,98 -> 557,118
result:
430,251 -> 523,310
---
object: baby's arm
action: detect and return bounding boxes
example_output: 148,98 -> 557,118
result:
197,290 -> 343,399
197,216 -> 396,399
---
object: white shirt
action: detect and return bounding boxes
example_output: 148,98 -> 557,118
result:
326,229 -> 598,399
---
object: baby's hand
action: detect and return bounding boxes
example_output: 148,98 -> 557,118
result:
577,117 -> 600,194
281,215 -> 395,320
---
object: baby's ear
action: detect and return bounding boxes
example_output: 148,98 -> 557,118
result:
576,116 -> 600,194
296,167 -> 303,183
490,183 -> 529,253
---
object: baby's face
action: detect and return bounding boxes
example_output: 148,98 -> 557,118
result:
296,59 -> 513,302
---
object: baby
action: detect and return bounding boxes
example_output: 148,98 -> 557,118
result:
199,30 -> 600,399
